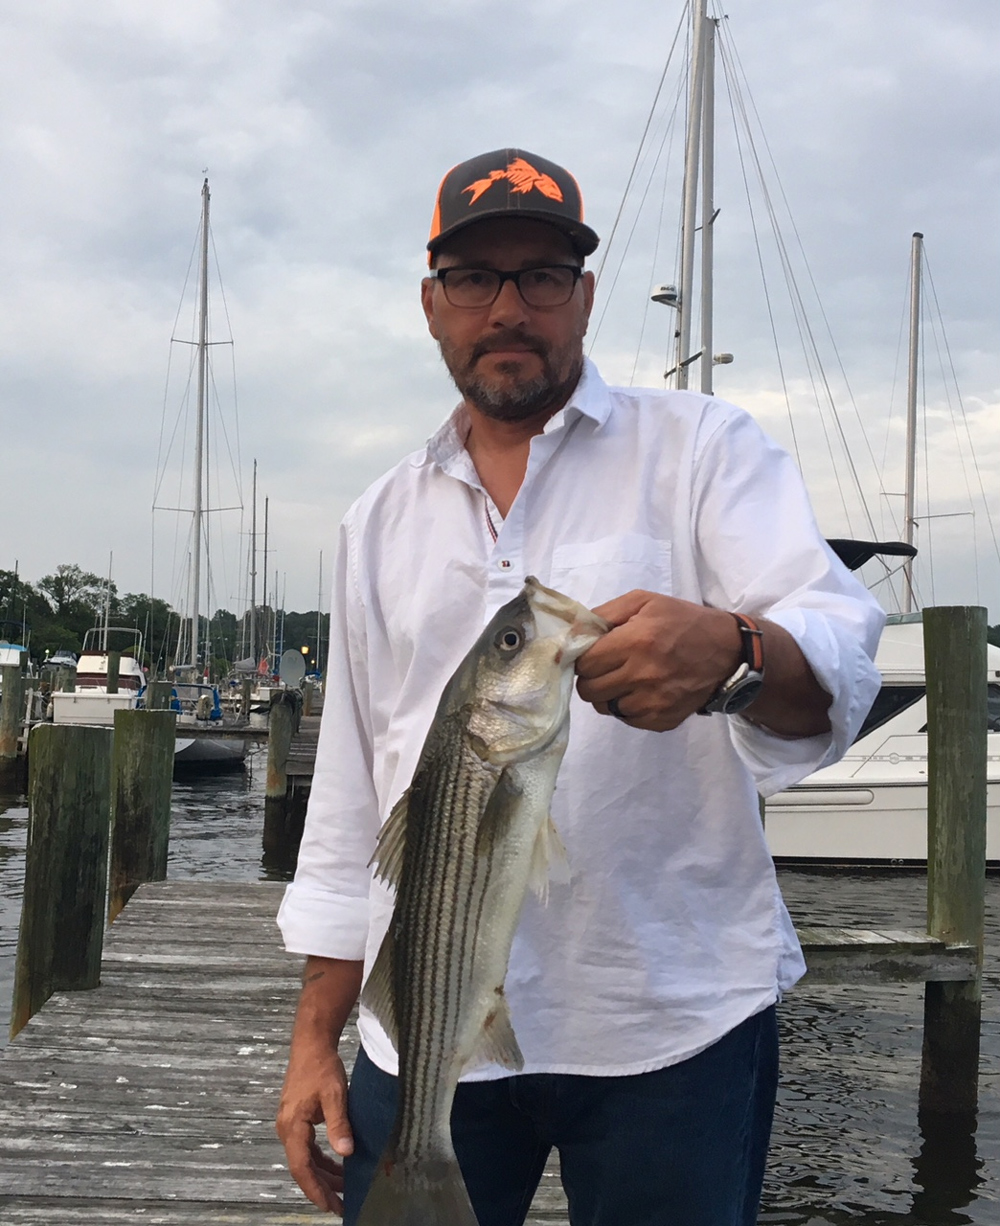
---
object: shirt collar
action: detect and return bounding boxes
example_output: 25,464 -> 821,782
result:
417,357 -> 612,470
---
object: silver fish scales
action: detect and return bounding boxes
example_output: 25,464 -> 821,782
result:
356,577 -> 608,1225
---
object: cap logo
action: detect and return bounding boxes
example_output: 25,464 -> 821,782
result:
462,157 -> 564,207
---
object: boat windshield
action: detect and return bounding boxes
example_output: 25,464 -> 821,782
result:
854,685 -> 925,743
989,684 -> 1000,733
855,681 -> 1000,742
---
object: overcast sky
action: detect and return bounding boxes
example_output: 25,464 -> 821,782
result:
1,0 -> 997,619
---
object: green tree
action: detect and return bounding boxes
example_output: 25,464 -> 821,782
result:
208,608 -> 239,675
1,568 -> 67,658
280,609 -> 329,672
36,565 -> 116,644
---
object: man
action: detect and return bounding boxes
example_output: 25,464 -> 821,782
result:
275,148 -> 884,1224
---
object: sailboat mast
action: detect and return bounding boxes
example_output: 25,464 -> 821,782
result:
699,17 -> 717,395
676,0 -> 708,390
249,459 -> 258,662
190,177 -> 210,669
902,231 -> 923,614
316,550 -> 323,676
262,496 -> 269,663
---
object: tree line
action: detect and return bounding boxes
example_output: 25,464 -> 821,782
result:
0,563 -> 329,680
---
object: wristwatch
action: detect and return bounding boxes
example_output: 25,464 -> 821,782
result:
698,613 -> 765,715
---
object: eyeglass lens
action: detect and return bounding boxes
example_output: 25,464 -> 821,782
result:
441,267 -> 579,308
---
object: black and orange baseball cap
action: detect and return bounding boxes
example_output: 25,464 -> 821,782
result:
427,148 -> 600,264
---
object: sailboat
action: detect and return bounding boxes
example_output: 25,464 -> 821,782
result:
154,180 -> 247,770
627,4 -> 1000,863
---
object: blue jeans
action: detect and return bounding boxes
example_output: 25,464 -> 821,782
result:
344,1004 -> 778,1226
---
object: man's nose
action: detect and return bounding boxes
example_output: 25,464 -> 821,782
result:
487,277 -> 531,326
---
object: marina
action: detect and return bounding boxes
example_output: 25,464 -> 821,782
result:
0,5 -> 997,1224
0,615 -> 998,1223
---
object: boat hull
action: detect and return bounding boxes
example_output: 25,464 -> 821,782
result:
173,734 -> 248,770
765,778 -> 1000,865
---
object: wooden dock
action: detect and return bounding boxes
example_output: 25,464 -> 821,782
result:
0,880 -> 571,1223
0,877 -> 980,1223
285,709 -> 321,782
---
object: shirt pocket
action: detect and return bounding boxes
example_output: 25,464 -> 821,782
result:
548,533 -> 672,609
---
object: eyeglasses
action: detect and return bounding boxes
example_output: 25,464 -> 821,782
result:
431,264 -> 583,309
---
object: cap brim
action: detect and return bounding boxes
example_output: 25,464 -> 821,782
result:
427,209 -> 600,260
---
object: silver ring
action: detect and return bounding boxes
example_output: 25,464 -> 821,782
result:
607,697 -> 628,722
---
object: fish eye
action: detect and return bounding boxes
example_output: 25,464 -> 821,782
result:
495,626 -> 522,653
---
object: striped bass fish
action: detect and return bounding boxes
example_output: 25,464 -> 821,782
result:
356,576 -> 608,1226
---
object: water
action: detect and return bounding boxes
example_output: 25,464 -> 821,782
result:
0,768 -> 997,1222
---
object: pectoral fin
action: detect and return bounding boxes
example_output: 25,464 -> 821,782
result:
359,927 -> 397,1045
474,768 -> 522,859
467,987 -> 524,1072
369,789 -> 409,887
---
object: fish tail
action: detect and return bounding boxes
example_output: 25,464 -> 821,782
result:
356,1150 -> 479,1226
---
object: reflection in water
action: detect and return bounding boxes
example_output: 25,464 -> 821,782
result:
912,1109 -> 983,1222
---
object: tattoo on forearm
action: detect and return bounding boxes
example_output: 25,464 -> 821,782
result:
303,969 -> 326,985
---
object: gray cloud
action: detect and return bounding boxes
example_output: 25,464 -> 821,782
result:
0,0 -> 997,616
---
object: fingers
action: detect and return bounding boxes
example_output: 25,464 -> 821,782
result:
320,1079 -> 355,1159
590,588 -> 655,627
276,1056 -> 353,1214
310,1138 -> 347,1215
280,1118 -> 340,1212
575,656 -> 631,702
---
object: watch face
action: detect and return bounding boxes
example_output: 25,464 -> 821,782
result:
720,674 -> 764,714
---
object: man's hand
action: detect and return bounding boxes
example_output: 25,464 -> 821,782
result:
575,590 -> 832,737
276,956 -> 364,1214
575,591 -> 741,731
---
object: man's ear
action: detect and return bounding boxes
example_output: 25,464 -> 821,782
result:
581,269 -> 596,322
420,278 -> 440,339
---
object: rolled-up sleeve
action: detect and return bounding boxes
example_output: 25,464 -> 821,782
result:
692,405 -> 885,796
276,517 -> 380,958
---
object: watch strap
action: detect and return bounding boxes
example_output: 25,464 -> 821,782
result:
733,613 -> 764,672
697,612 -> 765,715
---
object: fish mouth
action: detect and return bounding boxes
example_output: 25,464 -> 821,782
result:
523,576 -> 609,658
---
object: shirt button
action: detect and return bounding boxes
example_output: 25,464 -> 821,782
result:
498,560 -> 512,570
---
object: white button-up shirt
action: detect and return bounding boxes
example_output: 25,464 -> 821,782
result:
277,359 -> 884,1078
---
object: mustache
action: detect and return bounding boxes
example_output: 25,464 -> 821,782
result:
470,330 -> 549,363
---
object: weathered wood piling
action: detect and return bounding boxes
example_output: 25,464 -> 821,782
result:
108,708 -> 177,922
145,678 -> 172,710
263,689 -> 303,864
919,605 -> 987,1115
105,650 -> 121,695
10,724 -> 113,1038
0,663 -> 25,760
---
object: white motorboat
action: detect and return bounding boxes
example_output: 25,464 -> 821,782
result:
764,613 -> 1000,865
50,626 -> 144,726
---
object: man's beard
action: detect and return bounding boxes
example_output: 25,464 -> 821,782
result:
439,330 -> 582,423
